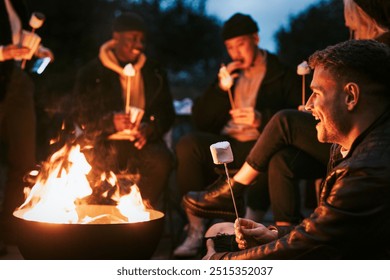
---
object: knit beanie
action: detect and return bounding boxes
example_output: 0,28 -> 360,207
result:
112,12 -> 146,33
222,13 -> 259,41
354,0 -> 390,29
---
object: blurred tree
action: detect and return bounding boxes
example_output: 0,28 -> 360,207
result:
28,0 -> 223,101
275,0 -> 349,68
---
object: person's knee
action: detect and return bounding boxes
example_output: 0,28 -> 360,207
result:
145,145 -> 174,173
175,133 -> 202,160
271,109 -> 296,128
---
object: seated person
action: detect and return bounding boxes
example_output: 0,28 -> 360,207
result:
179,0 -> 390,258
174,12 -> 301,257
72,12 -> 175,207
0,0 -> 54,254
203,39 -> 390,260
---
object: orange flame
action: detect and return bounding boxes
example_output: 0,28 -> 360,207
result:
19,144 -> 150,224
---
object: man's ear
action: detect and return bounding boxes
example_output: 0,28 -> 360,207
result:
252,33 -> 260,45
344,82 -> 359,111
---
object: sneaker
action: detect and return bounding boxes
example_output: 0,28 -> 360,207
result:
173,227 -> 204,258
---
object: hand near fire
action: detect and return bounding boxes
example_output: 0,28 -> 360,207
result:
113,112 -> 152,149
132,122 -> 153,150
234,218 -> 278,250
230,107 -> 261,128
113,112 -> 134,132
1,44 -> 30,60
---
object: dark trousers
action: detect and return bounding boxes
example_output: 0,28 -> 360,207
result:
175,131 -> 256,196
246,109 -> 331,223
0,68 -> 36,241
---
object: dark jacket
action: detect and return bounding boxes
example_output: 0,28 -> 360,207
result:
211,110 -> 390,259
73,57 -> 175,143
192,51 -> 301,134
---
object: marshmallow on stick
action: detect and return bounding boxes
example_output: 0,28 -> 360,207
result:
210,141 -> 239,221
297,60 -> 310,75
219,65 -> 235,109
297,61 -> 311,106
21,12 -> 45,69
29,12 -> 45,30
210,141 -> 233,164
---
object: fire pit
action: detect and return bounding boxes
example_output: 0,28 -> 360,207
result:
13,205 -> 164,260
11,142 -> 166,259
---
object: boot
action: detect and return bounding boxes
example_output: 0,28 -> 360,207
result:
182,176 -> 247,221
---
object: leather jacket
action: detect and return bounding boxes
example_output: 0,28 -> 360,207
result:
211,110 -> 390,259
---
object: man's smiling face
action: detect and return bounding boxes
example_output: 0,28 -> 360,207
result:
306,66 -> 350,145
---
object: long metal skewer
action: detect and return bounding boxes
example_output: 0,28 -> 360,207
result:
223,163 -> 239,221
227,89 -> 235,110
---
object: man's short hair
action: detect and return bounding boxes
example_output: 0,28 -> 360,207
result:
113,12 -> 146,33
309,39 -> 390,97
222,13 -> 259,41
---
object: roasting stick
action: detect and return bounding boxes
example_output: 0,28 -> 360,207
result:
21,12 -> 45,69
297,61 -> 311,107
125,76 -> 131,114
227,88 -> 236,110
123,63 -> 135,114
220,64 -> 235,109
223,162 -> 239,221
301,75 -> 305,106
210,141 -> 239,222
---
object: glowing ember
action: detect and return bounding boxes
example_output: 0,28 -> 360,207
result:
18,144 -> 151,224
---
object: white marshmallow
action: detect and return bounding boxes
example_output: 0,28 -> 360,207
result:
297,61 -> 311,75
29,12 -> 45,30
219,65 -> 233,90
210,141 -> 233,164
123,63 -> 135,77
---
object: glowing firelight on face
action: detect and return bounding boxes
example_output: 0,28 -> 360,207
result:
18,144 -> 150,224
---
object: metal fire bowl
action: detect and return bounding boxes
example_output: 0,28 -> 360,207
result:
13,205 -> 164,260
